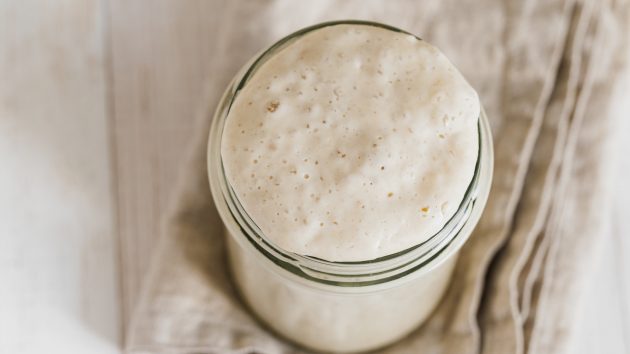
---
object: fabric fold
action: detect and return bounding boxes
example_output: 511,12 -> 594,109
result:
480,1 -> 593,352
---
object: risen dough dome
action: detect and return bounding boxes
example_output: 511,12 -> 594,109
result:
221,24 -> 479,262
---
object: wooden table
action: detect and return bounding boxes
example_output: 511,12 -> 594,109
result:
1,1 -> 628,352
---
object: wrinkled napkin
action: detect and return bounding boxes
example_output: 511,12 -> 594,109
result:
126,0 -> 628,353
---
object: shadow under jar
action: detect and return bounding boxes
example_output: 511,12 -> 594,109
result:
208,20 -> 493,353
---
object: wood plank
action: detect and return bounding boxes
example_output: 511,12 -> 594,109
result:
0,0 -> 120,352
106,0 -> 232,327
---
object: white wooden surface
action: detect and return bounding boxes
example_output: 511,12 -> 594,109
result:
0,1 -> 628,353
0,1 -> 120,353
106,0 -> 223,323
570,74 -> 630,354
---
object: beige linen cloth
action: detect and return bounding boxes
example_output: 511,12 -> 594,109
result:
126,0 -> 628,353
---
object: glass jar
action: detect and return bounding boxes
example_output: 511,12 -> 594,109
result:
207,21 -> 493,353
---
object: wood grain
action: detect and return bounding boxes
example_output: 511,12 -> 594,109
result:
106,0 -> 231,326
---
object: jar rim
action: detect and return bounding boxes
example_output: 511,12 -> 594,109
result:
207,20 -> 494,291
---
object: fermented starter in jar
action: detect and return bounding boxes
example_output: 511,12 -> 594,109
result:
210,22 -> 490,353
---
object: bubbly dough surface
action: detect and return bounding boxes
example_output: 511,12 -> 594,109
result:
221,24 -> 479,261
